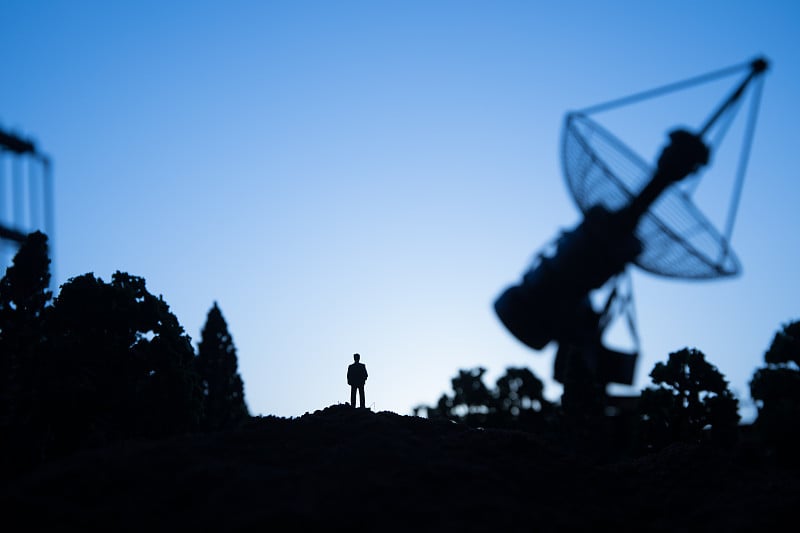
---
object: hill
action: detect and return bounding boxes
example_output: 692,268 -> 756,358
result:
1,404 -> 797,531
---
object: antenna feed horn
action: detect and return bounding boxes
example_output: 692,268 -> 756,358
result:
751,57 -> 769,74
657,129 -> 710,179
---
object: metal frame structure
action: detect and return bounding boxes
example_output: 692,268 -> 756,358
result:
0,126 -> 54,271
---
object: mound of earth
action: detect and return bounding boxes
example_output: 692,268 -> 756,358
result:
1,404 -> 797,531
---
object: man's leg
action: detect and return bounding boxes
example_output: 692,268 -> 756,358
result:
350,386 -> 357,407
359,386 -> 365,408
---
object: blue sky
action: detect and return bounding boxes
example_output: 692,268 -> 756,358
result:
1,1 -> 798,422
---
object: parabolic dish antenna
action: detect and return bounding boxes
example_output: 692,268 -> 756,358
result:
494,56 -> 769,395
562,112 -> 740,279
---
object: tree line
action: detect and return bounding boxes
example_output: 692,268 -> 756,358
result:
2,230 -> 797,475
416,322 -> 800,462
0,232 -> 249,477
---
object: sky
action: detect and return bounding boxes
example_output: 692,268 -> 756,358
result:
1,1 -> 798,422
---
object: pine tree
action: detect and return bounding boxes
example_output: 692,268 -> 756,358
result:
0,231 -> 51,320
196,302 -> 249,430
0,232 -> 52,423
0,231 -> 52,473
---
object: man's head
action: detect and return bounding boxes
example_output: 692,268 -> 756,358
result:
353,353 -> 360,362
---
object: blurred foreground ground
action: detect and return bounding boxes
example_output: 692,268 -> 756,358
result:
1,404 -> 798,531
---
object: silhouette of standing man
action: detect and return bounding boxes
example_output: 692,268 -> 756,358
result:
347,353 -> 368,408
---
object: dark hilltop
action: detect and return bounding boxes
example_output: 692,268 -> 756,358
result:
2,404 -> 798,532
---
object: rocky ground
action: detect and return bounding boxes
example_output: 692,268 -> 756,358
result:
2,404 -> 798,531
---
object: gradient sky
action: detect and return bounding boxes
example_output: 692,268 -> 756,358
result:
1,1 -> 798,422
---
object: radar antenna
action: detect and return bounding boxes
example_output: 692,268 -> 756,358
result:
494,57 -> 769,411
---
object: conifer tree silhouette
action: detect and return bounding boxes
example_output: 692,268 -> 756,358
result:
0,231 -> 52,471
196,302 -> 249,430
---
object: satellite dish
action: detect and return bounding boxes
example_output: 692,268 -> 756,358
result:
494,57 -> 768,394
563,113 -> 741,280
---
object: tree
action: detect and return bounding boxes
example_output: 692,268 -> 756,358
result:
749,319 -> 800,461
496,367 -> 549,414
416,366 -> 553,431
39,272 -> 203,457
0,231 -> 52,471
0,231 -> 51,320
639,347 -> 739,451
196,302 -> 249,430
